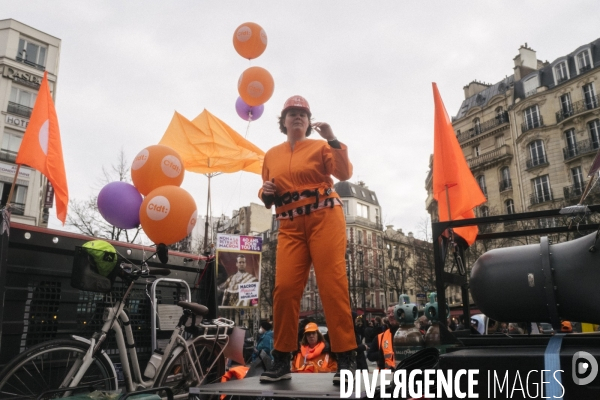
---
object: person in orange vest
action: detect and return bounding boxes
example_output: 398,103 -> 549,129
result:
367,305 -> 399,369
259,96 -> 356,385
291,323 -> 337,373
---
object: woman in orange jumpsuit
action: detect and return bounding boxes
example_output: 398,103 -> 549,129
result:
259,95 -> 356,385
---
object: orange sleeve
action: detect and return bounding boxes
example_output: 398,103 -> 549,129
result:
323,142 -> 352,181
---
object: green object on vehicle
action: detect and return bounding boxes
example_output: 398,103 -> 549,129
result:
82,240 -> 117,277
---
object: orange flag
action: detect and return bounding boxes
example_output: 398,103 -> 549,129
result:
15,71 -> 68,224
432,83 -> 486,245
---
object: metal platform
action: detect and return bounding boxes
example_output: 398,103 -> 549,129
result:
190,373 -> 374,399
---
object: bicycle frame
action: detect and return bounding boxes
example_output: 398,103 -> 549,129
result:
65,275 -> 234,394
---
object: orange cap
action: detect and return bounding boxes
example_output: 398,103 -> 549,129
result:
282,95 -> 310,115
304,322 -> 319,333
561,321 -> 572,332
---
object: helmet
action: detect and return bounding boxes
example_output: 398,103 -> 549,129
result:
304,322 -> 319,333
82,240 -> 117,277
282,95 -> 311,115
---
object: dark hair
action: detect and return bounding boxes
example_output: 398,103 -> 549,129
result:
260,321 -> 272,331
278,109 -> 313,137
301,329 -> 324,346
236,254 -> 246,260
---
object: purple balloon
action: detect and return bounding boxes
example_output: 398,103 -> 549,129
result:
235,96 -> 264,121
97,181 -> 143,229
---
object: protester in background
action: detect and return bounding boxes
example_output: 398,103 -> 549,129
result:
364,320 -> 376,346
259,96 -> 356,384
352,312 -> 369,371
291,323 -> 337,373
367,305 -> 400,369
253,321 -> 274,362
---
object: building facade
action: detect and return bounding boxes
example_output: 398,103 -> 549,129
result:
425,39 -> 600,309
0,19 -> 61,226
426,38 -> 600,223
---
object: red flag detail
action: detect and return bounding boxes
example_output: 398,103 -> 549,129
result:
15,71 -> 68,224
432,83 -> 486,245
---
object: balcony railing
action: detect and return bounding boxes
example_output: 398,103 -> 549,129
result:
16,56 -> 45,71
456,111 -> 509,142
521,115 -> 544,134
526,156 -> 548,170
563,183 -> 585,201
345,215 -> 383,231
467,145 -> 512,169
8,202 -> 25,216
563,138 -> 598,160
556,94 -> 600,123
7,102 -> 33,118
556,75 -> 569,84
499,179 -> 512,192
530,190 -> 553,206
0,151 -> 17,163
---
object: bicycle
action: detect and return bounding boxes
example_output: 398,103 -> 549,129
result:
0,245 -> 234,400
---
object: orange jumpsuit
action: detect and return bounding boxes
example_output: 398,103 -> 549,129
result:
259,138 -> 356,353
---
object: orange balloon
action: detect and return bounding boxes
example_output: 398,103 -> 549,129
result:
238,66 -> 274,107
233,22 -> 267,60
139,185 -> 197,245
131,145 -> 185,196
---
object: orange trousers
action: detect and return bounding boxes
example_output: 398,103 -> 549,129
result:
273,205 -> 356,353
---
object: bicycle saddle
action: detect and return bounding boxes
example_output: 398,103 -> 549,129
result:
178,301 -> 209,316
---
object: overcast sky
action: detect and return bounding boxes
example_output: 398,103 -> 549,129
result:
4,1 -> 600,241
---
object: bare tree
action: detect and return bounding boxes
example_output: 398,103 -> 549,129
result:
66,149 -> 142,243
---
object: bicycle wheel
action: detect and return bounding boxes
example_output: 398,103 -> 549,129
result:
155,338 -> 226,400
0,339 -> 117,399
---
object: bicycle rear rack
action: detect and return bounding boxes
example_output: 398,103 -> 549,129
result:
196,317 -> 235,340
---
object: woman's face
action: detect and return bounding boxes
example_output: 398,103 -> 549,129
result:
305,331 -> 319,347
284,108 -> 310,136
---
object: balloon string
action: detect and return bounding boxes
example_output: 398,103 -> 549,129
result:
245,113 -> 253,138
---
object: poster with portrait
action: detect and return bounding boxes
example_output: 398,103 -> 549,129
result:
216,234 -> 262,308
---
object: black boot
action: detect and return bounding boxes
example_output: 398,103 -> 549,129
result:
333,350 -> 357,385
260,349 -> 292,382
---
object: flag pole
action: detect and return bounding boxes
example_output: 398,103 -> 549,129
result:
445,185 -> 452,221
6,164 -> 21,208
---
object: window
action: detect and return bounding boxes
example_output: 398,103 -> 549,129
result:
505,199 -> 515,214
495,135 -> 505,148
379,293 -> 384,308
479,206 -> 489,217
375,208 -> 380,225
389,290 -> 394,302
410,289 -> 414,296
554,62 -> 569,83
473,145 -> 480,157
583,83 -> 598,110
576,50 -> 592,74
473,118 -> 481,135
500,166 -> 511,191
533,175 -> 552,203
572,167 -> 584,194
523,105 -> 541,130
342,200 -> 349,215
0,183 -> 27,215
356,203 -> 369,218
1,131 -> 23,162
524,75 -> 539,96
8,87 -> 37,118
371,193 -> 376,201
477,175 -> 487,196
528,140 -> 546,166
17,37 -> 47,69
560,93 -> 573,117
496,106 -> 506,121
367,232 -> 372,247
589,119 -> 600,148
357,230 -> 363,245
565,129 -> 577,158
350,186 -> 356,194
361,190 -> 365,197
